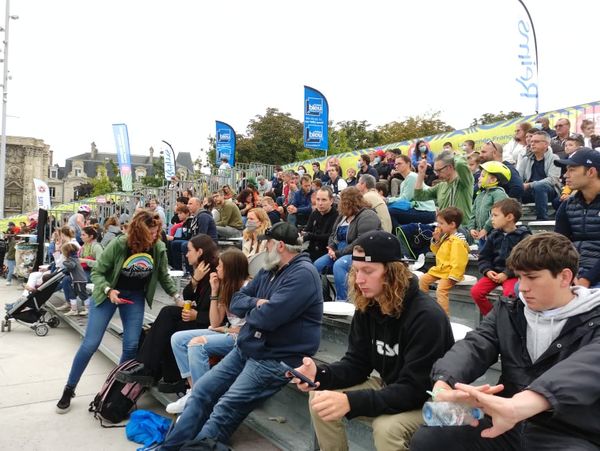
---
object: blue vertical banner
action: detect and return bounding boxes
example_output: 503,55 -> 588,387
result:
303,85 -> 329,151
112,123 -> 133,192
162,140 -> 177,180
215,121 -> 236,166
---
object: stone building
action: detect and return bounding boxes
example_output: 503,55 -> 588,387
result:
4,136 -> 52,216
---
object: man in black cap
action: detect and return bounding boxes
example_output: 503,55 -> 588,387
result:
291,230 -> 454,451
554,148 -> 600,287
160,222 -> 323,449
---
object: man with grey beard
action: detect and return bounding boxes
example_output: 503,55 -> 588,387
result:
159,222 -> 323,449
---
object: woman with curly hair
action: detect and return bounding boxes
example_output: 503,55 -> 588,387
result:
56,209 -> 180,414
291,230 -> 454,451
241,207 -> 271,258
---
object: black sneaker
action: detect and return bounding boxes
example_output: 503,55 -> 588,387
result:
56,386 -> 75,413
115,364 -> 154,387
157,378 -> 187,394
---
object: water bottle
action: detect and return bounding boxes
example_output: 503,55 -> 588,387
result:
422,401 -> 483,426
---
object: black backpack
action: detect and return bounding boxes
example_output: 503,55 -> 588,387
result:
89,359 -> 146,427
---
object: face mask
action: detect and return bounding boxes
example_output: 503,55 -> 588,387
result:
298,169 -> 305,176
374,157 -> 381,164
419,145 -> 427,153
533,123 -> 543,130
245,220 -> 258,231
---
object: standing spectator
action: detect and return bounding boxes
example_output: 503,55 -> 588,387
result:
345,167 -> 358,187
314,187 -> 381,302
293,231 -> 454,451
214,190 -> 244,239
242,207 -> 271,258
411,233 -> 600,451
4,222 -> 19,286
287,175 -> 313,227
414,151 -> 474,225
325,164 -> 348,196
302,187 -> 338,262
358,154 -> 379,179
312,161 -> 325,181
387,155 -> 437,228
580,119 -> 600,150
148,198 -> 166,229
159,222 -> 322,448
101,216 -> 123,247
479,141 -> 524,201
357,174 -> 392,233
534,116 -> 557,138
550,117 -> 571,157
503,122 -> 531,166
68,205 -> 91,244
255,175 -> 272,196
554,149 -> 600,288
271,167 -> 283,198
470,199 -> 531,315
218,157 -> 231,174
517,131 -> 561,220
56,210 -> 180,413
418,207 -> 469,315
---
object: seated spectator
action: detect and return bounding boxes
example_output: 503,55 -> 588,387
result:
358,154 -> 379,179
418,208 -> 469,315
314,187 -> 381,302
101,216 -> 123,247
467,152 -> 481,174
325,164 -> 347,196
166,205 -> 190,242
214,190 -> 244,239
479,141 -> 524,201
261,196 -> 281,225
411,140 -> 436,185
311,178 -> 322,192
533,116 -> 557,138
170,196 -> 190,226
467,161 -> 510,247
241,208 -> 271,258
517,131 -> 561,220
302,187 -> 338,262
255,175 -> 272,196
414,151 -> 474,225
555,149 -> 600,288
470,199 -> 531,315
287,175 -> 313,228
373,149 -> 391,180
581,118 -> 600,150
293,230 -> 454,451
503,122 -> 531,166
345,167 -> 357,187
411,232 -> 600,451
387,155 -> 437,229
375,180 -> 388,198
236,188 -> 258,218
550,117 -> 571,157
357,174 -> 392,233
462,139 -> 476,156
270,168 -> 283,198
167,249 -> 249,414
555,134 -> 584,206
388,155 -> 406,197
115,235 -> 219,390
312,161 -> 325,182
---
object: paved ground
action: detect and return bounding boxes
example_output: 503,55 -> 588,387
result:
0,280 -> 280,450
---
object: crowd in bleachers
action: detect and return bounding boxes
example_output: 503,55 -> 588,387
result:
5,115 -> 600,450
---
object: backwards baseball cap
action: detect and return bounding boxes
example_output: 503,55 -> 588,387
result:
257,222 -> 300,246
352,230 -> 403,263
554,148 -> 600,170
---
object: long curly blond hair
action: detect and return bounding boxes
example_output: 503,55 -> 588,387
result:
348,254 -> 412,318
127,209 -> 162,253
243,207 -> 271,240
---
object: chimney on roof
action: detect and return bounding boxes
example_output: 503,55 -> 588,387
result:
149,146 -> 154,162
90,142 -> 98,160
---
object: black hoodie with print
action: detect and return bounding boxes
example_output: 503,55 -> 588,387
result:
314,277 -> 454,419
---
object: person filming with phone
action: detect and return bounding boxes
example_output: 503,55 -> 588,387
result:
291,230 -> 454,451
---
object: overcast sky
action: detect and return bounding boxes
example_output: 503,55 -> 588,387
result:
5,0 -> 600,166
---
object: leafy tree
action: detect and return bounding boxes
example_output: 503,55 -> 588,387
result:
141,156 -> 166,187
470,111 -> 522,127
377,112 -> 454,145
73,182 -> 93,200
329,120 -> 381,155
91,165 -> 115,196
107,159 -> 122,191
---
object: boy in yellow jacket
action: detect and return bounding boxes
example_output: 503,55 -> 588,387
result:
419,207 -> 469,314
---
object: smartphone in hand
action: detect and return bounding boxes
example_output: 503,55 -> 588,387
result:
280,361 -> 317,388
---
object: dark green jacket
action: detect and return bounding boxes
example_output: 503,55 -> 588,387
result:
91,234 -> 176,307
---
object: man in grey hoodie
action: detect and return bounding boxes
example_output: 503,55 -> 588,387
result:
411,232 -> 600,451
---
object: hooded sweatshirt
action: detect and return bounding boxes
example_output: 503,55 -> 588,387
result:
521,286 -> 600,361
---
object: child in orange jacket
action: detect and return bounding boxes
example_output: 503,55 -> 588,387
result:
419,207 -> 469,314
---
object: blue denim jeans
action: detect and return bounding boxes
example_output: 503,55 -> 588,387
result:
314,253 -> 352,301
66,289 -> 146,388
6,259 -> 15,282
522,182 -> 557,220
171,329 -> 236,382
170,239 -> 189,272
160,347 -> 289,448
389,208 -> 436,230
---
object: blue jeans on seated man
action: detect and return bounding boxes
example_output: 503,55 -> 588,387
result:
169,239 -> 189,272
314,253 -> 352,301
159,347 -> 289,449
522,182 -> 557,220
389,208 -> 436,231
66,289 -> 146,388
171,329 -> 236,383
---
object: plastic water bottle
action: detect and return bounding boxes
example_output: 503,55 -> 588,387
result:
422,402 -> 483,426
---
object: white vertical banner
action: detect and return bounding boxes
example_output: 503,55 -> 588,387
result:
512,0 -> 539,114
33,178 -> 51,209
162,140 -> 177,180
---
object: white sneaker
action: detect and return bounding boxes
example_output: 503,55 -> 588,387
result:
5,281 -> 11,286
166,389 -> 191,414
78,308 -> 88,316
56,304 -> 71,312
64,310 -> 79,317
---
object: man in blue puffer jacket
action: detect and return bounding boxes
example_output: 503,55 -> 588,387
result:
160,222 -> 323,449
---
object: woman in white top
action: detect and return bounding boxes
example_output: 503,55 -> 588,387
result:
241,207 -> 271,258
503,122 -> 531,166
168,248 -> 249,413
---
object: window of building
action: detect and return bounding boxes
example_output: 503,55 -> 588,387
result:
49,187 -> 56,198
50,168 -> 58,179
75,168 -> 82,177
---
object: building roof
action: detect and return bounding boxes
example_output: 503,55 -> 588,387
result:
62,152 -> 157,178
176,152 -> 194,172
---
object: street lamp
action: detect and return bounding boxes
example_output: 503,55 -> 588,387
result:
0,0 -> 18,218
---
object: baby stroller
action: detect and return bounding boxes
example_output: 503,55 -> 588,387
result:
1,269 -> 67,336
